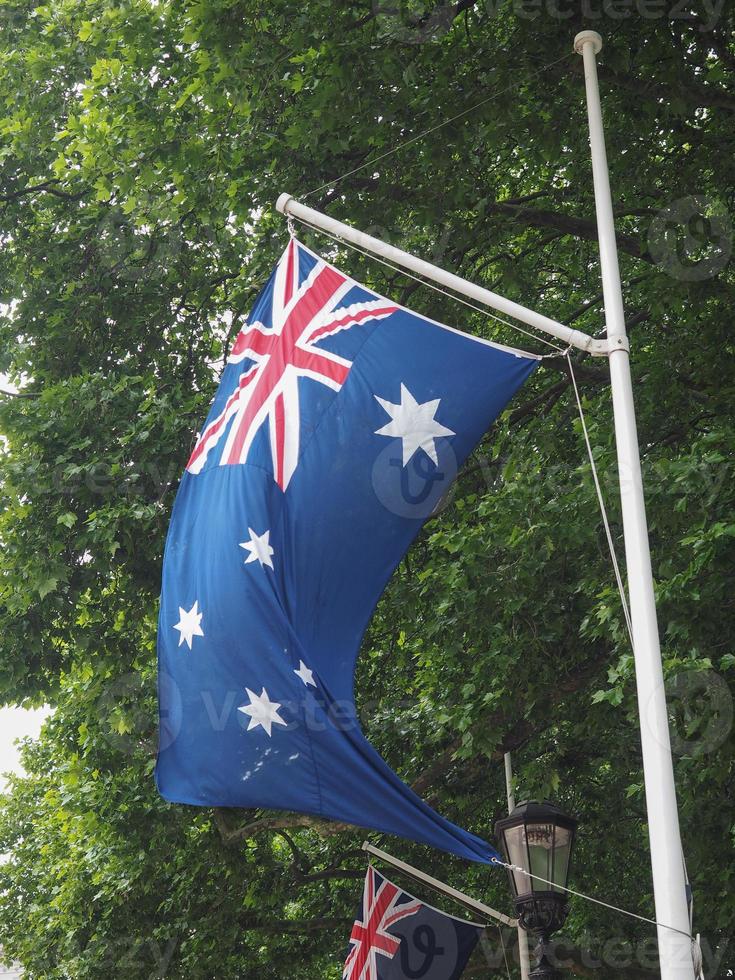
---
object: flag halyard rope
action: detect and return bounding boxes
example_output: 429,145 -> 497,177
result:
567,354 -> 634,646
302,53 -> 574,201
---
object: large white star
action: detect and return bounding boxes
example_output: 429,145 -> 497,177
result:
239,528 -> 275,570
238,687 -> 287,736
173,600 -> 204,650
294,660 -> 316,687
374,383 -> 455,466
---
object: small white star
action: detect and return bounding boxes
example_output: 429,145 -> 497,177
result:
239,528 -> 275,570
238,687 -> 287,736
173,600 -> 204,650
374,383 -> 455,466
294,660 -> 316,687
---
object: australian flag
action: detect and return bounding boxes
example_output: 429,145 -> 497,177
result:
344,867 -> 484,979
155,238 -> 538,863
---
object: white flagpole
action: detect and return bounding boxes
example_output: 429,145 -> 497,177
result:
504,753 -> 532,980
573,31 -> 694,980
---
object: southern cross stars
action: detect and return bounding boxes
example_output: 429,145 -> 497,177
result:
240,527 -> 275,569
238,687 -> 287,736
294,660 -> 316,687
374,383 -> 455,466
173,600 -> 204,650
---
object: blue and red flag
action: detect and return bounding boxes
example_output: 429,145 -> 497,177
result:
343,867 -> 484,980
155,238 -> 537,863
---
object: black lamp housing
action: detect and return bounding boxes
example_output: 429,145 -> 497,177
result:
495,800 -> 578,979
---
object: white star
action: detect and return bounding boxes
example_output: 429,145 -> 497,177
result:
374,383 -> 455,466
294,660 -> 316,687
238,687 -> 287,736
239,528 -> 274,569
173,600 -> 204,650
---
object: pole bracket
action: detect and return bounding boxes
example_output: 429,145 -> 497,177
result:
587,337 -> 612,357
586,335 -> 629,357
607,335 -> 630,354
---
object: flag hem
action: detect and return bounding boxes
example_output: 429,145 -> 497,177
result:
371,869 -> 489,930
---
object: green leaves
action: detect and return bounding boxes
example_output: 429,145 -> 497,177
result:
36,574 -> 61,599
78,20 -> 94,42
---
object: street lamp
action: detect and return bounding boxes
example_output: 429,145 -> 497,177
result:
495,800 -> 578,979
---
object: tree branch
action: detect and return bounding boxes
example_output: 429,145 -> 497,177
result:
213,808 -> 355,845
350,0 -> 478,32
276,831 -> 365,882
0,179 -> 85,204
487,201 -> 649,262
411,649 -> 611,797
565,275 -> 648,325
509,379 -> 570,427
0,387 -> 40,399
593,62 -> 735,114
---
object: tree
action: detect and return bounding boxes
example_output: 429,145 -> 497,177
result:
0,1 -> 733,976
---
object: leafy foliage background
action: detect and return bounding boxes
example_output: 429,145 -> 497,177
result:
0,1 -> 733,976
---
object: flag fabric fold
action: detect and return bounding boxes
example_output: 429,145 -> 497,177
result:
343,866 -> 484,980
156,238 -> 538,863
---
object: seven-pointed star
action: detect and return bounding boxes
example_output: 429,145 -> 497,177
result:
374,383 -> 455,466
239,527 -> 275,569
173,600 -> 204,650
238,687 -> 287,736
294,660 -> 316,687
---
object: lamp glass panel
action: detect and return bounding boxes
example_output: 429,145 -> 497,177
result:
526,821 -> 555,892
503,824 -> 529,896
550,825 -> 572,892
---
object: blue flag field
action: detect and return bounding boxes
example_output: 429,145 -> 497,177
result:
156,238 -> 537,863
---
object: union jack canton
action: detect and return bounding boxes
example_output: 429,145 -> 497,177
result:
187,237 -> 398,489
343,867 -> 422,980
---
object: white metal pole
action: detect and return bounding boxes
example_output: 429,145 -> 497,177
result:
361,842 -> 517,927
276,194 -> 608,356
504,753 -> 532,980
503,752 -> 516,813
574,31 -> 694,980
